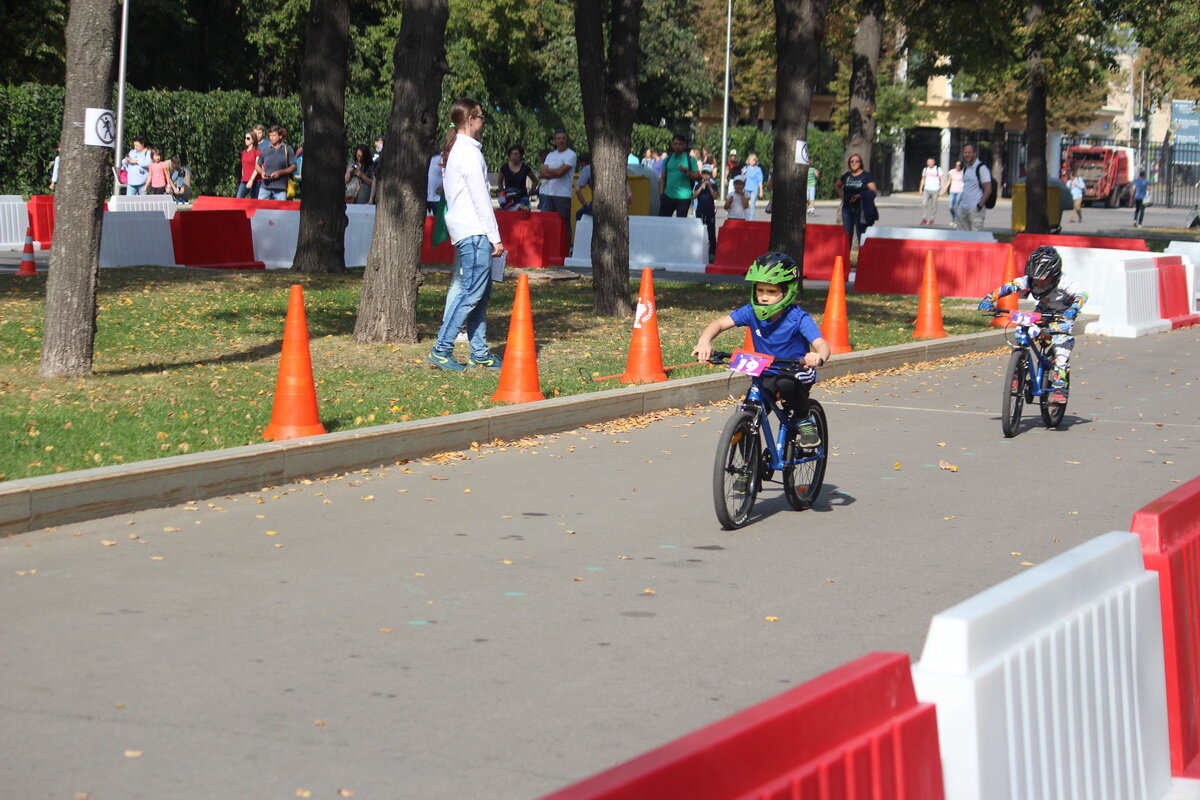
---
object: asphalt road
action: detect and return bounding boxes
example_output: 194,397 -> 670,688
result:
3,324 -> 1198,799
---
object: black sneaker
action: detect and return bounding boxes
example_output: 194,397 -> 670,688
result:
796,419 -> 821,449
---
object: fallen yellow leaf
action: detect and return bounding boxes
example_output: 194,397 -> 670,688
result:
764,616 -> 779,622
100,540 -> 117,547
124,750 -> 142,758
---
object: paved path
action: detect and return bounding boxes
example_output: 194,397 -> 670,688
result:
3,326 -> 1199,799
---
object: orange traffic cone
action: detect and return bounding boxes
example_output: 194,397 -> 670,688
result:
822,255 -> 852,354
492,273 -> 545,403
619,268 -> 668,383
16,227 -> 37,276
992,245 -> 1019,327
913,250 -> 947,340
742,326 -> 754,352
263,285 -> 327,440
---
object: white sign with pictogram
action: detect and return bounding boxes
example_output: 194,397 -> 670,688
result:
794,140 -> 810,165
84,108 -> 116,147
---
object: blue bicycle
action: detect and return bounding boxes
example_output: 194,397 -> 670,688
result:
986,309 -> 1068,437
708,351 -> 828,529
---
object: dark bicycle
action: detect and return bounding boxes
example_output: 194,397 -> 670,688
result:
986,309 -> 1068,437
707,350 -> 828,529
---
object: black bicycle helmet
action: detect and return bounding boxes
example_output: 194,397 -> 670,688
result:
1025,245 -> 1062,297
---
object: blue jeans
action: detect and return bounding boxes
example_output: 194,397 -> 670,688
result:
260,188 -> 287,200
127,183 -> 146,196
433,235 -> 494,357
236,182 -> 256,198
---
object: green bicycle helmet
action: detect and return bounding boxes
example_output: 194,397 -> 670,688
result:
745,252 -> 800,320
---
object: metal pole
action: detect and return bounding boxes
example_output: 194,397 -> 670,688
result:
112,0 -> 130,197
719,0 -> 732,197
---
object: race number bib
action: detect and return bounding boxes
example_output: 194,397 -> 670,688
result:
728,349 -> 774,377
1009,311 -> 1042,326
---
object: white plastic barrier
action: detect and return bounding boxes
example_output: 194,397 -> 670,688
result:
344,205 -> 375,267
250,209 -> 300,270
861,225 -> 997,244
99,211 -> 178,268
1049,246 -> 1151,317
107,194 -> 180,219
0,197 -> 28,251
1164,242 -> 1200,301
912,532 -> 1185,800
565,215 -> 709,271
1084,257 -> 1172,337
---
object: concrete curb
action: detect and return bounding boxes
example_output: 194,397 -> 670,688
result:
0,329 -> 1009,535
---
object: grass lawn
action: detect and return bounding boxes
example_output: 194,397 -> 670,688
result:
0,267 -> 993,482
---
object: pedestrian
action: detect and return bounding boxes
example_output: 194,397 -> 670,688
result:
236,131 -> 259,198
256,126 -> 296,201
1068,170 -> 1086,223
955,144 -> 992,231
725,175 -> 749,220
919,157 -> 944,225
574,152 -> 593,219
145,149 -> 171,194
658,134 -> 700,218
167,156 -> 191,203
946,161 -> 964,225
498,145 -> 538,211
693,164 -> 719,260
538,129 -> 577,224
49,148 -> 60,192
344,145 -> 375,204
835,154 -> 878,246
1132,169 -> 1149,228
426,142 -> 445,214
122,136 -> 152,195
806,164 -> 819,216
427,98 -> 504,373
741,154 -> 764,220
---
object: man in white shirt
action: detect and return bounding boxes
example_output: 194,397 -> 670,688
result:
426,142 -> 444,215
539,130 -> 576,223
918,157 -> 943,225
428,100 -> 504,372
956,144 -> 992,231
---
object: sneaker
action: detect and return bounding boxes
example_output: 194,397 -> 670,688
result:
427,350 -> 466,371
469,351 -> 503,370
796,418 -> 821,449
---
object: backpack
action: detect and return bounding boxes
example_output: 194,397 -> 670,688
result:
974,162 -> 999,209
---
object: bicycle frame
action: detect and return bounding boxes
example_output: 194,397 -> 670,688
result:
740,379 -> 823,472
1008,314 -> 1060,401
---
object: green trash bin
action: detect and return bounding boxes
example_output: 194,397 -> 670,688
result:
1011,184 -> 1062,232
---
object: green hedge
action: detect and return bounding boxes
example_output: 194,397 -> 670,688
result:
1,83 -> 842,198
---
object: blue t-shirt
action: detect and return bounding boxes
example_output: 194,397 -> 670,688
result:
729,303 -> 824,364
1133,177 -> 1149,200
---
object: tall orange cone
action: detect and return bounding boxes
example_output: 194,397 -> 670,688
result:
821,255 -> 852,353
16,227 -> 37,276
619,268 -> 668,383
992,244 -> 1019,327
492,273 -> 545,403
913,250 -> 947,340
263,285 -> 327,440
742,326 -> 754,352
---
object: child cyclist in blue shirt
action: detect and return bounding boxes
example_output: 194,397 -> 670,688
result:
693,252 -> 831,445
978,245 -> 1087,404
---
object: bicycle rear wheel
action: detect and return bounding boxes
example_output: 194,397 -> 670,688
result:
712,409 -> 761,529
1040,374 -> 1067,427
783,401 -> 827,510
1001,350 -> 1027,438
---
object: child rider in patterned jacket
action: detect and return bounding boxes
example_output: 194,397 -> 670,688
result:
978,245 -> 1087,404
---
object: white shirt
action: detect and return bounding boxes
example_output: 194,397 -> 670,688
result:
542,147 -> 577,197
426,154 -> 444,203
726,191 -> 747,220
443,134 -> 500,246
921,166 -> 942,193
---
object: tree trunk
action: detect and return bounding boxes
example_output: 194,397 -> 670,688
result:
770,0 -> 831,295
353,0 -> 449,343
39,0 -> 117,379
1024,0 -> 1049,234
293,0 -> 350,273
844,0 -> 883,166
576,0 -> 640,317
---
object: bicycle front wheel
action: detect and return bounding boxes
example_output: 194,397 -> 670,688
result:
712,410 -> 761,529
1001,350 -> 1027,438
783,401 -> 827,511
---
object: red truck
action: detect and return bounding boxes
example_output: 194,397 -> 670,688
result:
1060,145 -> 1137,207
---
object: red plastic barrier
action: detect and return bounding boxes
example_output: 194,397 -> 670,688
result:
169,209 -> 265,269
538,652 -> 943,800
1013,232 -> 1148,267
854,238 -> 1008,297
1155,256 -> 1200,329
708,221 -> 849,279
27,195 -> 55,250
422,210 -> 570,268
1132,476 -> 1200,778
191,196 -> 300,218
420,215 -> 456,265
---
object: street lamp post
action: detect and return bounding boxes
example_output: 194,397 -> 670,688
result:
112,0 -> 130,197
719,0 -> 732,197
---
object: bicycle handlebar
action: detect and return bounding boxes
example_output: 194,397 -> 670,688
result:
980,309 -> 1066,325
707,350 -> 811,370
